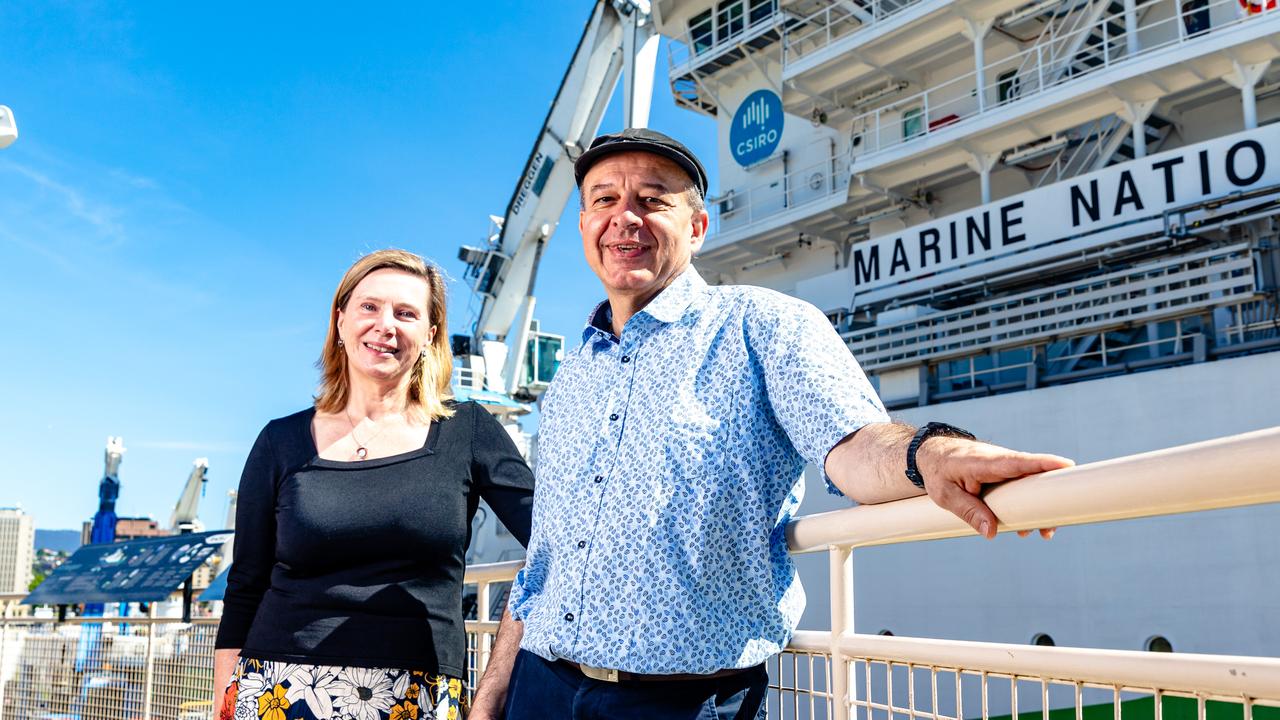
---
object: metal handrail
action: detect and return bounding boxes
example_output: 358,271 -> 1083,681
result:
780,0 -> 928,69
787,631 -> 1280,704
711,139 -> 850,236
847,0 -> 1275,162
666,1 -> 784,76
786,426 -> 1280,552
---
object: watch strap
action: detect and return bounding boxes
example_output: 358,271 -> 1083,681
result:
905,422 -> 976,489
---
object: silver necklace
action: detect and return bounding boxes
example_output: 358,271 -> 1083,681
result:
344,409 -> 393,460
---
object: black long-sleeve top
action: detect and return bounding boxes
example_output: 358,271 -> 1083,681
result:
214,401 -> 534,676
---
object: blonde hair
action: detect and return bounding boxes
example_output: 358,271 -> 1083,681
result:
315,249 -> 455,422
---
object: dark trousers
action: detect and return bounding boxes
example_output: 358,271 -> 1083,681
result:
502,649 -> 769,720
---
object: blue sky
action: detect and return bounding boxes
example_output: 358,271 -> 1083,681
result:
0,2 -> 716,532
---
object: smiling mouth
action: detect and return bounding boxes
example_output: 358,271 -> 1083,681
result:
609,243 -> 648,257
363,342 -> 399,356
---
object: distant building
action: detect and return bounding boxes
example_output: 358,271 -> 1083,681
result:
79,516 -> 170,546
0,508 -> 35,593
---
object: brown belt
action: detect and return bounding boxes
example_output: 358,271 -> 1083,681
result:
557,660 -> 754,683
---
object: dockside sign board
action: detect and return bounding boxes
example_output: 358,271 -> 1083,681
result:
851,124 -> 1280,304
24,530 -> 232,605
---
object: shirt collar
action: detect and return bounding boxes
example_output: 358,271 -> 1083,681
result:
579,266 -> 708,345
638,266 -> 707,325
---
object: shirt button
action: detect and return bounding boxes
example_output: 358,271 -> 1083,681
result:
577,540 -> 587,549
593,475 -> 604,484
609,413 -> 619,421
564,613 -> 575,622
621,355 -> 630,363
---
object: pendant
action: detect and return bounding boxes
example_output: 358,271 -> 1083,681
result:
356,446 -> 368,460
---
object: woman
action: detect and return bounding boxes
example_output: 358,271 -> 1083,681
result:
213,249 -> 533,720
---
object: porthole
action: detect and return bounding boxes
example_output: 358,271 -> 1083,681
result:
878,629 -> 894,636
1145,635 -> 1174,652
1031,633 -> 1055,646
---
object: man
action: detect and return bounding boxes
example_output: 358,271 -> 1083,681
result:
468,129 -> 1072,719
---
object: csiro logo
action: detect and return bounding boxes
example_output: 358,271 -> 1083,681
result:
730,89 -> 783,167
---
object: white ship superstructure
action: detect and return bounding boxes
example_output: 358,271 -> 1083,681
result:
650,0 -> 1280,658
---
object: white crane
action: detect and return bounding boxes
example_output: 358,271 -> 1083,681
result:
455,0 -> 658,405
168,458 -> 209,534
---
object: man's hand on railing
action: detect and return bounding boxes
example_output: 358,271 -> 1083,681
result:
915,435 -> 1074,539
826,422 -> 1074,539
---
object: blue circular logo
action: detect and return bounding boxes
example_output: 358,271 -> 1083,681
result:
730,89 -> 783,167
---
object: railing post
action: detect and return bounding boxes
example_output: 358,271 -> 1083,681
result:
1036,44 -> 1045,92
142,605 -> 157,720
0,616 -> 8,720
477,580 -> 492,674
830,545 -> 854,720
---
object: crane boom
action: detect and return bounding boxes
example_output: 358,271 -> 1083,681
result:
168,458 -> 209,532
457,0 -> 657,400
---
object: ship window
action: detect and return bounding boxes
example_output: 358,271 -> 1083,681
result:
1146,635 -> 1174,652
1032,633 -> 1056,646
902,107 -> 924,139
749,0 -> 776,25
879,629 -> 894,636
690,10 -> 714,54
717,0 -> 745,42
997,70 -> 1021,104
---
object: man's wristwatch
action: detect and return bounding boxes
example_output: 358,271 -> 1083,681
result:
905,422 -> 976,489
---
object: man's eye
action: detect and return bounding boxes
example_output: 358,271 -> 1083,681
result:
361,303 -> 376,311
397,311 -> 417,319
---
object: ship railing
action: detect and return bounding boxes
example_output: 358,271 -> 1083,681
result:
1031,114 -> 1129,188
846,0 -> 1276,164
0,431 -> 1277,718
779,0 -> 928,69
666,0 -> 785,80
712,138 -> 851,236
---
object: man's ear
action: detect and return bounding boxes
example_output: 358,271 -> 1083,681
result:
690,207 -> 710,255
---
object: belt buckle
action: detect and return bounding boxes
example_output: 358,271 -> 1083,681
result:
579,663 -> 620,683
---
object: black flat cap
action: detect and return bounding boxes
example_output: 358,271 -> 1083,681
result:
574,128 -> 708,198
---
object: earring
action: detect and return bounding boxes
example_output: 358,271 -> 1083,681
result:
420,348 -> 428,359
337,339 -> 344,347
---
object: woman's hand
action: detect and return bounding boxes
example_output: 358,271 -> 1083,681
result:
212,648 -> 241,720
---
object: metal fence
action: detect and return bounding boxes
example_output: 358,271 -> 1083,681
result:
2,428 -> 1278,719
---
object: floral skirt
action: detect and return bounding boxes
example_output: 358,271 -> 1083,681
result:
222,656 -> 467,720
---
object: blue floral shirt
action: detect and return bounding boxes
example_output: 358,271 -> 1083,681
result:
508,267 -> 888,674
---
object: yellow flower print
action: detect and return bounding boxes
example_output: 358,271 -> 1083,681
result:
411,669 -> 425,677
256,684 -> 290,720
390,701 -> 419,720
448,678 -> 461,699
447,705 -> 458,720
405,683 -> 420,700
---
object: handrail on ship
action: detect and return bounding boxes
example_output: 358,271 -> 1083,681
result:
0,429 -> 1277,719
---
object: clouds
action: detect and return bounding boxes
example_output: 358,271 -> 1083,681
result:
1,158 -> 128,243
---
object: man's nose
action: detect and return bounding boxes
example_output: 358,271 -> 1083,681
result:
610,197 -> 643,227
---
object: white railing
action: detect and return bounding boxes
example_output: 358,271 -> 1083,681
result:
667,0 -> 783,76
780,0 -> 928,69
1032,114 -> 1128,187
3,430 -> 1278,719
847,0 -> 1276,162
713,140 -> 851,237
